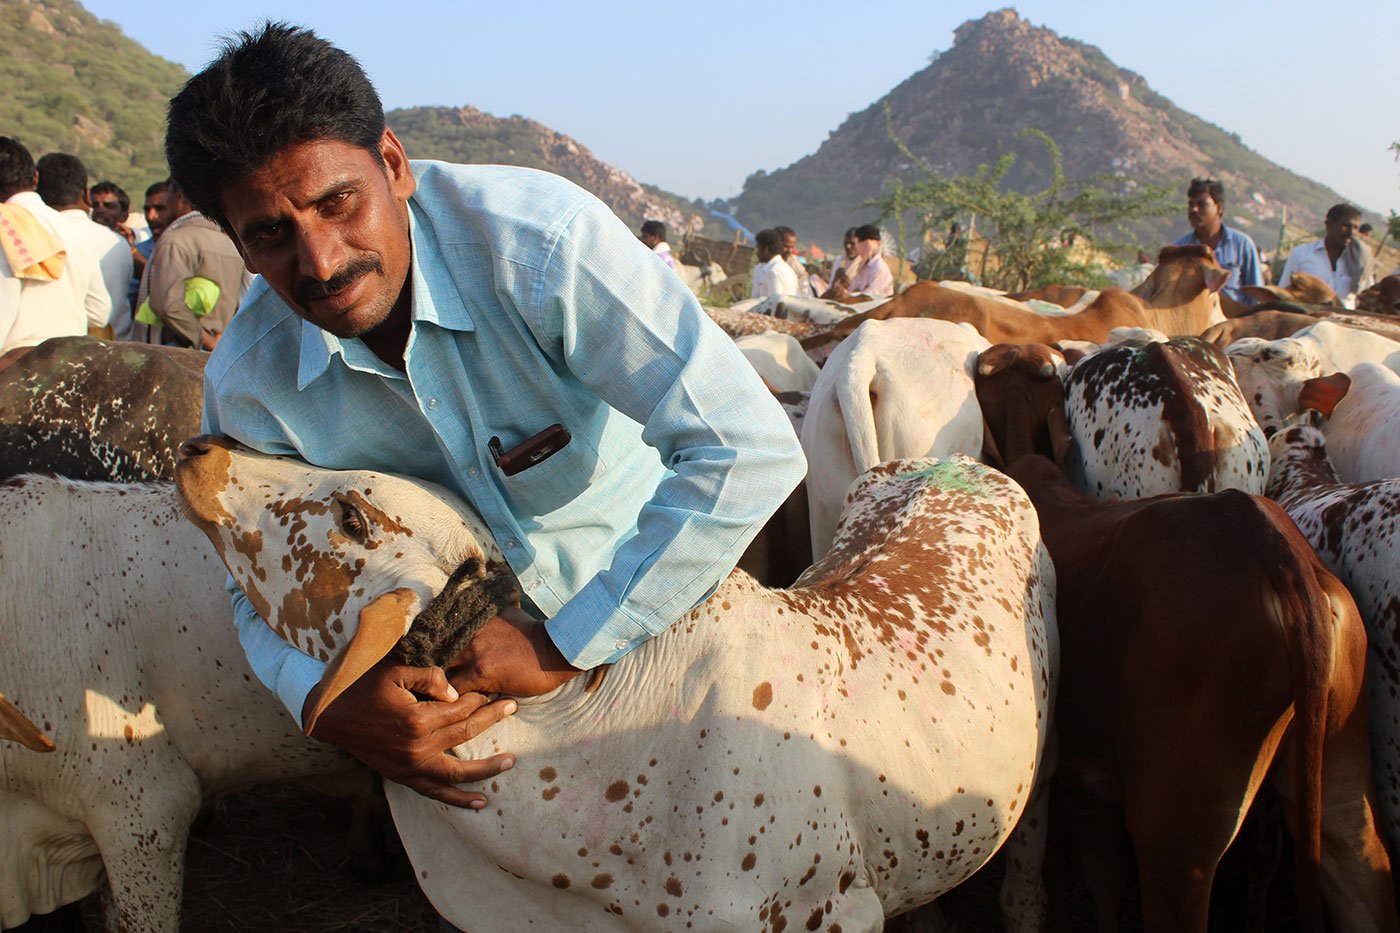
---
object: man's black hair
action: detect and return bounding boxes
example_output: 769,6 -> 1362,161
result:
165,21 -> 386,226
1187,177 -> 1225,206
145,179 -> 170,200
775,225 -> 795,238
1325,203 -> 1361,225
854,224 -> 881,242
91,180 -> 130,214
843,227 -> 857,240
0,137 -> 36,199
640,219 -> 666,240
35,152 -> 90,208
755,228 -> 782,253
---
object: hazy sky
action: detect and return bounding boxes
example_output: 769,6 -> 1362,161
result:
80,0 -> 1400,216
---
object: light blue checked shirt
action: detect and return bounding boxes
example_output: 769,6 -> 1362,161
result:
204,162 -> 806,726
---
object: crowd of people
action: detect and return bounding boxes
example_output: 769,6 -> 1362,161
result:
1,137 -> 251,363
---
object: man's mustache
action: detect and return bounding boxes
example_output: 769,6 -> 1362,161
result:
296,256 -> 383,305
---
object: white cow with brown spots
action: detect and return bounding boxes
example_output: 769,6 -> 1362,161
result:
175,437 -> 1059,932
0,476 -> 362,931
800,319 -> 989,556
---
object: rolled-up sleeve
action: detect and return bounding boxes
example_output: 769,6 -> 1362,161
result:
530,203 -> 807,669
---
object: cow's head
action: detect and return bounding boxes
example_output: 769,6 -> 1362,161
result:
1265,409 -> 1334,497
974,343 -> 1073,469
1242,271 -> 1340,307
1133,245 -> 1229,327
174,435 -> 509,732
1225,337 -> 1323,437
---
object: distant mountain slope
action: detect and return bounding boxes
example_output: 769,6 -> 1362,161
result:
0,0 -> 188,193
388,106 -> 723,238
733,8 -> 1364,251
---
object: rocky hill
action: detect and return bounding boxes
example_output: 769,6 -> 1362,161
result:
0,0 -> 188,193
733,8 -> 1363,252
388,106 -> 722,238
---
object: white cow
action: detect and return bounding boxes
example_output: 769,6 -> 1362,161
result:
1226,321 -> 1400,436
1307,362 -> 1400,482
0,477 -> 361,931
743,294 -> 857,325
800,319 -> 989,556
734,331 -> 821,393
1267,412 -> 1400,857
175,439 -> 1060,933
1064,337 -> 1268,499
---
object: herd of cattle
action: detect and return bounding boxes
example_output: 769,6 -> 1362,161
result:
2,248 -> 1400,931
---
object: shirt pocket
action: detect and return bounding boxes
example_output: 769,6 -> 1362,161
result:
494,440 -> 606,517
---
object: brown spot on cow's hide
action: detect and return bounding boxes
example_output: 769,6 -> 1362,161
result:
656,904 -> 670,917
665,876 -> 683,896
551,874 -> 570,889
591,874 -> 613,889
539,766 -> 557,781
742,852 -> 757,871
542,787 -> 560,801
123,724 -> 134,744
605,780 -> 629,802
753,681 -> 773,710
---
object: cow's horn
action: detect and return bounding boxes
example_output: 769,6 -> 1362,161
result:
302,588 -> 421,736
1,691 -> 55,752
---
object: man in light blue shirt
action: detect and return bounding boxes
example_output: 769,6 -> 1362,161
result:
1171,176 -> 1263,307
166,24 -> 805,808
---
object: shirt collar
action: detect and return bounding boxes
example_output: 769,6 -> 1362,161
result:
295,188 -> 476,389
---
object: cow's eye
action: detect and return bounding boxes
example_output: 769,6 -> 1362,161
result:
336,498 -> 369,542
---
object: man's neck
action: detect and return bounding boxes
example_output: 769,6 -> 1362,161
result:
1324,237 -> 1347,266
361,288 -> 414,372
1195,222 -> 1224,248
55,203 -> 87,214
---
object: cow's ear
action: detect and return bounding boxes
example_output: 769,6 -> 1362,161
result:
1297,372 -> 1352,419
1204,266 -> 1231,294
1047,403 -> 1074,467
302,588 -> 421,736
0,692 -> 54,752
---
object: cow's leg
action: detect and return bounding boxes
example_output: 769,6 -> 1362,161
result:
1306,701 -> 1398,933
86,769 -> 200,933
1075,795 -> 1129,933
999,772 -> 1051,933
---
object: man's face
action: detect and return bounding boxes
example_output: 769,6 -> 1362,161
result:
91,191 -> 125,228
640,231 -> 659,249
221,130 -> 417,340
144,190 -> 173,237
781,232 -> 797,259
843,235 -> 857,259
1325,213 -> 1360,249
856,237 -> 879,260
1186,192 -> 1221,234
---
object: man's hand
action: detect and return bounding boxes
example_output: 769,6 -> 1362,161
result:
303,659 -> 517,809
447,606 -> 584,697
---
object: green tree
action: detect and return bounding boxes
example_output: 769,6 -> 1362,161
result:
871,105 -> 1174,291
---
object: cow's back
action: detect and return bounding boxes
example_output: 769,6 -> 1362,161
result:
0,337 -> 205,482
1066,337 -> 1267,498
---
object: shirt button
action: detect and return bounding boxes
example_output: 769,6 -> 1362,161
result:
504,538 -> 520,551
467,466 -> 480,478
614,639 -> 628,650
426,397 -> 439,410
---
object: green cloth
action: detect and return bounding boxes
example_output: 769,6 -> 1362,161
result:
135,276 -> 220,326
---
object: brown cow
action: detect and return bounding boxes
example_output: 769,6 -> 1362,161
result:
976,353 -> 1398,932
1358,274 -> 1400,316
802,246 -> 1227,351
1203,309 -> 1400,349
1008,284 -> 1091,307
1219,271 -> 1343,317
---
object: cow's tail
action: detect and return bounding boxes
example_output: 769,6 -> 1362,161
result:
1147,342 -> 1216,492
836,348 -> 884,475
1265,545 -> 1331,932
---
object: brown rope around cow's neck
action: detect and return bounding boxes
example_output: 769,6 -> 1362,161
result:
392,557 -> 521,669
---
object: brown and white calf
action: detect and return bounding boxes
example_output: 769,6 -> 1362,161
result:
1297,363 -> 1400,482
1062,337 -> 1268,499
0,476 -> 362,931
175,438 -> 1059,932
1268,411 -> 1400,857
977,351 -> 1397,931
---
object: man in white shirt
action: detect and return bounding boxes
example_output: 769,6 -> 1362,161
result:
776,225 -> 815,297
1,137 -> 109,358
846,224 -> 894,298
38,153 -> 130,337
750,228 -> 800,299
639,219 -> 675,270
1279,203 -> 1375,309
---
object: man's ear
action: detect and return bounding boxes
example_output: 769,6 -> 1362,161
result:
379,128 -> 417,201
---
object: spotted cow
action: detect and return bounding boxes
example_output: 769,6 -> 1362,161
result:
1063,337 -> 1268,499
0,476 -> 362,931
1268,411 -> 1400,858
800,319 -> 988,556
0,336 -> 205,482
1297,363 -> 1400,483
1225,320 -> 1400,437
175,438 -> 1059,932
